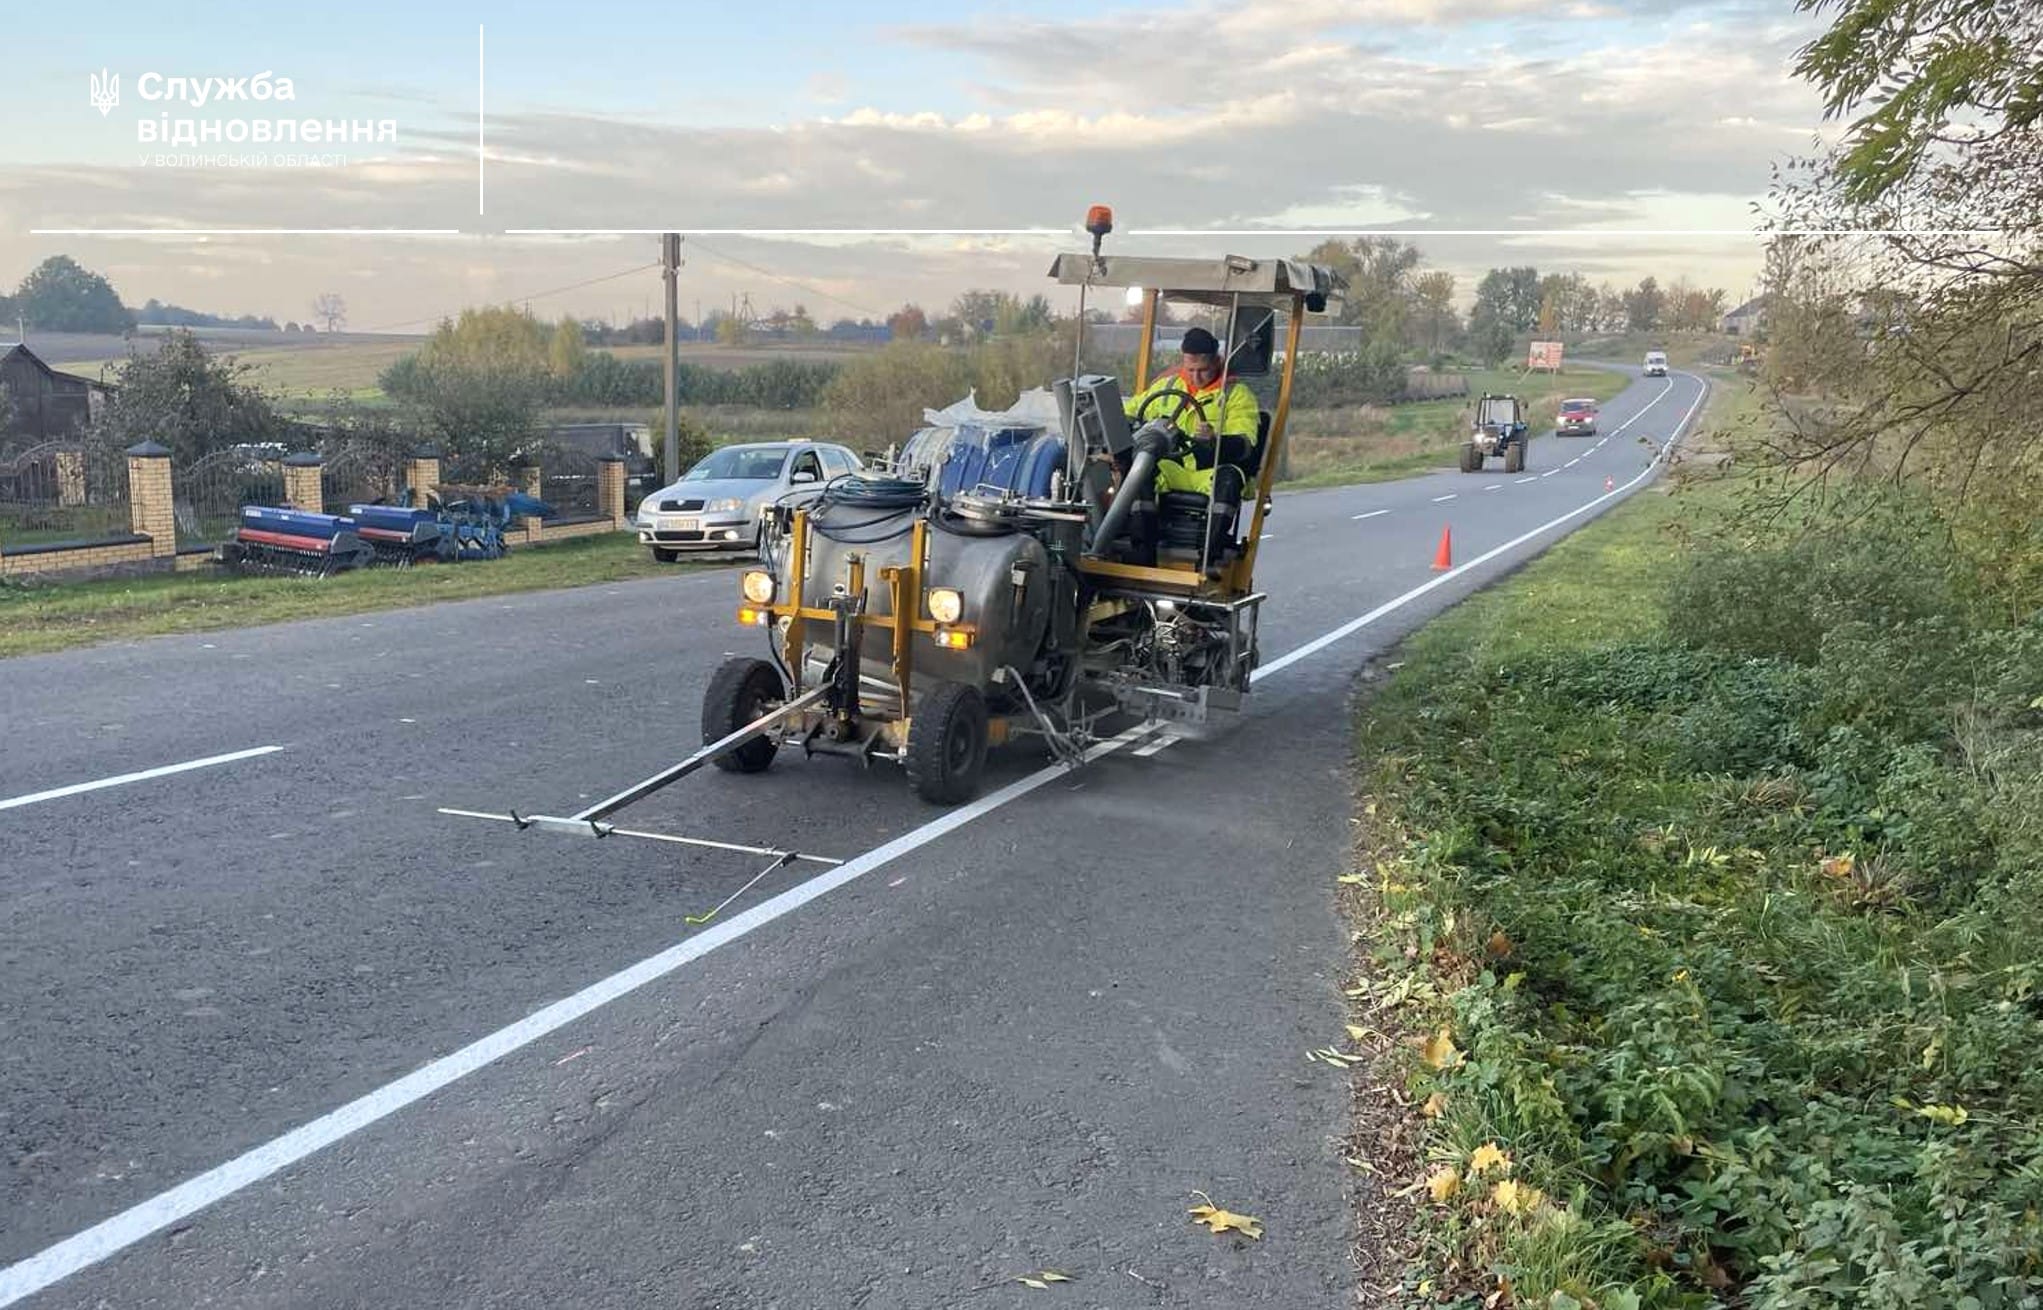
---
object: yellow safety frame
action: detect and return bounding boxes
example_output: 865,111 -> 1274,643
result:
1073,293 -> 1306,599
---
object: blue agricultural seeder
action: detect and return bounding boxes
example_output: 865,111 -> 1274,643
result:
221,489 -> 554,577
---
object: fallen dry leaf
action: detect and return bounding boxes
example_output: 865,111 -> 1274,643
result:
1490,1178 -> 1545,1215
1426,1166 -> 1461,1203
1485,930 -> 1513,958
1188,1195 -> 1264,1240
1819,852 -> 1856,879
1421,1027 -> 1462,1071
1468,1142 -> 1512,1177
1421,1091 -> 1449,1119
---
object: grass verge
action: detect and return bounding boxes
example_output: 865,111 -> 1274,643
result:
1342,390 -> 2043,1307
0,532 -> 709,659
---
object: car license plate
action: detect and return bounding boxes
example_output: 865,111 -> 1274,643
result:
661,517 -> 699,532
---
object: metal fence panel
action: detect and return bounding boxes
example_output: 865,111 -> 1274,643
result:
533,443 -> 601,518
320,439 -> 408,513
0,440 -> 130,545
175,448 -> 284,545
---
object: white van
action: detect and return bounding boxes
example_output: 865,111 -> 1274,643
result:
1643,350 -> 1668,377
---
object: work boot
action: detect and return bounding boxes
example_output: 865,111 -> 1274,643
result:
1202,504 -> 1239,575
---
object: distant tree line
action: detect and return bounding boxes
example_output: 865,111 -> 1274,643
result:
1299,238 -> 1734,368
0,255 -> 323,336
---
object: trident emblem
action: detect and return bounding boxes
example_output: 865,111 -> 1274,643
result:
89,69 -> 119,116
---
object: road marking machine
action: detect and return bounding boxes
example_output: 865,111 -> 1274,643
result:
443,207 -> 1345,867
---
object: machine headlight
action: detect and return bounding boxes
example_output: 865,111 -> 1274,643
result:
707,498 -> 745,514
927,587 -> 963,625
742,570 -> 775,604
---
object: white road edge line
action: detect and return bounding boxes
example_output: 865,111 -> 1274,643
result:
0,746 -> 283,814
1351,509 -> 1389,521
1483,484 -> 1502,492
1431,494 -> 1456,502
1514,477 -> 1536,485
0,371 -> 1711,1310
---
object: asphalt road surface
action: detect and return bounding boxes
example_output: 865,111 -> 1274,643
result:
0,368 -> 1707,1308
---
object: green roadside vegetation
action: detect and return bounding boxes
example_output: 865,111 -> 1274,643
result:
0,532 -> 703,659
1281,364 -> 1629,488
1345,380 -> 2043,1306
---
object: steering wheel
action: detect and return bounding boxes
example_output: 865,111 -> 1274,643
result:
1134,385 -> 1213,431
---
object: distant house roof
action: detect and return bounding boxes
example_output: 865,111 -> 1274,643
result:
1723,294 -> 1771,320
0,343 -> 116,392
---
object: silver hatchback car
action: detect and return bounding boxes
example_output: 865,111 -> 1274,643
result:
635,440 -> 864,560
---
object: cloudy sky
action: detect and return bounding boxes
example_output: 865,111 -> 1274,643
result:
0,0 -> 1831,331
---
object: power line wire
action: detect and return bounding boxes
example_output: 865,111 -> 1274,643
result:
357,261 -> 661,333
684,239 -> 885,320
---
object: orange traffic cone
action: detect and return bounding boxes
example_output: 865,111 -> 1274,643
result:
1604,475 -> 1615,492
1431,525 -> 1453,571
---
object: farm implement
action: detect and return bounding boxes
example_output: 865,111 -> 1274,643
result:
220,490 -> 553,577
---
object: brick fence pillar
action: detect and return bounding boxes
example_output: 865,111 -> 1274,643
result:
55,450 -> 86,507
283,451 -> 324,512
407,445 -> 441,508
597,455 -> 626,526
520,465 -> 543,499
125,441 -> 177,557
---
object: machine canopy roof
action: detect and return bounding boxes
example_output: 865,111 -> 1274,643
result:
1046,254 -> 1346,311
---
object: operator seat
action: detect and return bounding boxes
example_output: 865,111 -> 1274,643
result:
1155,410 -> 1270,556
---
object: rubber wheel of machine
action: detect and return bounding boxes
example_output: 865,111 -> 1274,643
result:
1459,443 -> 1480,473
906,680 -> 988,806
1504,442 -> 1526,474
652,547 -> 680,563
703,657 -> 784,774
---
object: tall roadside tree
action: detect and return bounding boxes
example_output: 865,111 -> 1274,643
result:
1623,277 -> 1665,333
1764,0 -> 2043,600
1468,267 -> 1541,363
1412,271 -> 1458,356
380,306 -> 554,475
1306,237 -> 1423,346
14,256 -> 133,333
87,330 -> 284,463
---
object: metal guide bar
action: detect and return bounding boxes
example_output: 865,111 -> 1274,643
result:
571,685 -> 830,822
436,808 -> 840,865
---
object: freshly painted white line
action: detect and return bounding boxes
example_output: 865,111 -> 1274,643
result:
0,747 -> 283,814
0,376 -> 1719,1309
1566,458 -> 1581,468
1131,728 -> 1186,758
1514,477 -> 1536,485
1541,470 -> 1560,477
1483,484 -> 1502,491
1431,494 -> 1457,503
1256,373 -> 1708,681
1351,509 -> 1390,521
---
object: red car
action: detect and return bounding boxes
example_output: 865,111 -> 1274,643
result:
1556,397 -> 1599,435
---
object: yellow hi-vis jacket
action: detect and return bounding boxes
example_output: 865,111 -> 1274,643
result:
1121,367 -> 1261,495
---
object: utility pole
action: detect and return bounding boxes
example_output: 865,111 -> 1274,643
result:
662,232 -> 681,480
